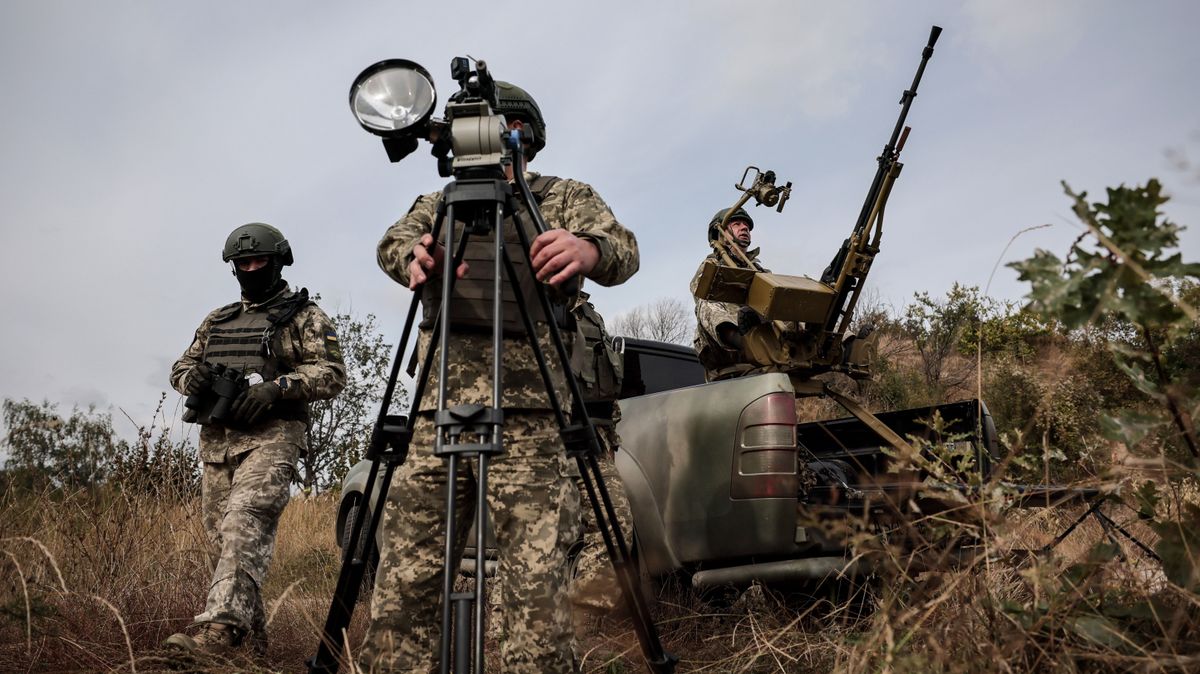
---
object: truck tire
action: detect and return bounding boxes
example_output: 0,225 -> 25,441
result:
340,497 -> 378,592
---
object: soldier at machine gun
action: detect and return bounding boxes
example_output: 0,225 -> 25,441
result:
689,162 -> 881,391
688,24 -> 941,430
689,165 -> 866,387
689,205 -> 779,382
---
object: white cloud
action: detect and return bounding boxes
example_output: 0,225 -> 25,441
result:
0,0 -> 1197,420
959,0 -> 1088,71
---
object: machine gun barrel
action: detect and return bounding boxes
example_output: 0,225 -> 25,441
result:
883,26 -> 941,168
820,25 -> 941,340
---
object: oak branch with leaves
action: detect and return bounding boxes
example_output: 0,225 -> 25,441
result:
1009,179 -> 1198,459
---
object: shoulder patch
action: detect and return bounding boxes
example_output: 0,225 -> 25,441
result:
324,329 -> 343,362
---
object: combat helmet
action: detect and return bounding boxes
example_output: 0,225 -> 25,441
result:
222,222 -> 294,266
707,207 -> 754,243
494,81 -> 547,160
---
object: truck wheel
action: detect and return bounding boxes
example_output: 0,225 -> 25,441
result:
340,498 -> 379,592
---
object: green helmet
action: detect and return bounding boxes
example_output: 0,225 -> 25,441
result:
707,207 -> 754,242
222,222 -> 293,266
494,81 -> 547,160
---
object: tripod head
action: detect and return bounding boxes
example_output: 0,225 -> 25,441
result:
349,56 -> 537,179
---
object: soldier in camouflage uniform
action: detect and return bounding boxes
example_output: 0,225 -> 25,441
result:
165,223 -> 346,656
689,207 -> 769,382
565,292 -> 634,615
358,81 -> 639,674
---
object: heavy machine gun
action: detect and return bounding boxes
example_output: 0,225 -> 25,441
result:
692,25 -> 942,389
820,24 -> 943,360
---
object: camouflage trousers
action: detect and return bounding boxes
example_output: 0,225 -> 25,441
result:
195,420 -> 302,633
358,411 -> 581,674
569,422 -> 634,613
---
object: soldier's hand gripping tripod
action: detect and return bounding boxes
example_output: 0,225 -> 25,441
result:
308,137 -> 676,674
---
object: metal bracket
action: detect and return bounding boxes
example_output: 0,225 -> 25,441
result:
822,384 -> 916,455
434,404 -> 506,456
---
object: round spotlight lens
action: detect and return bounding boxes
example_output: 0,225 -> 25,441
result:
350,61 -> 436,134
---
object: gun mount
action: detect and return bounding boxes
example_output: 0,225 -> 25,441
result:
692,25 -> 942,389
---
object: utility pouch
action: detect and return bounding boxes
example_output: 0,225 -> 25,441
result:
569,299 -> 623,402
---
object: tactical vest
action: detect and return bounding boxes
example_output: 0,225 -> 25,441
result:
202,289 -> 312,422
419,175 -> 561,335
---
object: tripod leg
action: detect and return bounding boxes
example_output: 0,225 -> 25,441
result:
434,202 -> 468,674
360,439 -> 475,674
570,425 -> 634,611
439,453 -> 464,674
473,204 -> 508,670
472,451 -> 489,670
311,202 -> 471,674
431,197 -> 516,673
326,196 -> 489,671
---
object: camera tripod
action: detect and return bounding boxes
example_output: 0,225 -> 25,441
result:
309,161 -> 676,674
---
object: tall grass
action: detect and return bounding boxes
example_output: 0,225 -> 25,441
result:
0,483 -> 210,671
3,464 -> 1196,672
0,484 -> 366,673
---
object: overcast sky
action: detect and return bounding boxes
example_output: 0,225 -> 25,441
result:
1,0 -> 1198,436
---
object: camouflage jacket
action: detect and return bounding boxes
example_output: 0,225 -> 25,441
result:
688,249 -> 769,381
170,284 -> 347,406
378,171 -> 638,410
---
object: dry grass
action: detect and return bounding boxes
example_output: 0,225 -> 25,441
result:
0,487 -> 364,673
571,476 -> 1198,673
0,485 -> 207,672
2,474 -> 1196,673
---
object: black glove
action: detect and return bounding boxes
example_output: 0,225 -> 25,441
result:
184,362 -> 215,395
717,323 -> 745,351
737,305 -> 764,335
231,381 -> 282,426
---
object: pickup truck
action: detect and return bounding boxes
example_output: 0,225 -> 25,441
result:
337,338 -> 997,588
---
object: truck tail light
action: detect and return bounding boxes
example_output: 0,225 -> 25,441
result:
731,392 -> 798,499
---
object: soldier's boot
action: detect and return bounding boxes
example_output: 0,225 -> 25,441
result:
164,622 -> 245,656
569,545 -> 622,614
246,625 -> 268,659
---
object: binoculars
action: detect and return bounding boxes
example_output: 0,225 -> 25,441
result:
182,363 -> 247,425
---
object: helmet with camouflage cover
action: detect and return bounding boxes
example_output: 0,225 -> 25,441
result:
494,81 -> 547,160
707,207 -> 754,243
222,222 -> 294,266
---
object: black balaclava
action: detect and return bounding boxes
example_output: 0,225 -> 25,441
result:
234,256 -> 285,303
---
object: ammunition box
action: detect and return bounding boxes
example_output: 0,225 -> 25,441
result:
693,260 -> 756,304
746,273 -> 835,323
